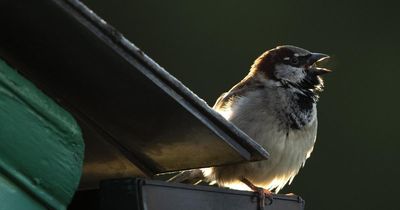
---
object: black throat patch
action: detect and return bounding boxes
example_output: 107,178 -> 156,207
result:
287,91 -> 316,130
279,75 -> 320,130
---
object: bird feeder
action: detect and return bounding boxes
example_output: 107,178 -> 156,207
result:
0,0 -> 304,209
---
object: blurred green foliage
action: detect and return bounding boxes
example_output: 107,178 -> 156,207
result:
82,0 -> 400,209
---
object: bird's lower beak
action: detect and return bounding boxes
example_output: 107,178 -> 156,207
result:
307,52 -> 331,75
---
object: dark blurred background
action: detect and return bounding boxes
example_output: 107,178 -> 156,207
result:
81,0 -> 399,209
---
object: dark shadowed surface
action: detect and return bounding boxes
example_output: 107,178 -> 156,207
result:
0,0 -> 270,190
100,178 -> 304,210
81,1 -> 400,209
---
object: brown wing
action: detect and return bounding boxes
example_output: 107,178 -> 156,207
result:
213,92 -> 229,109
213,75 -> 263,110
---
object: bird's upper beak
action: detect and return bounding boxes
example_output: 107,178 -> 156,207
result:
307,52 -> 331,75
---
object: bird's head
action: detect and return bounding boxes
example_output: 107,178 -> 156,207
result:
251,45 -> 330,92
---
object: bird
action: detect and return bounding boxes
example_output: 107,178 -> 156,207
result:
169,45 -> 330,203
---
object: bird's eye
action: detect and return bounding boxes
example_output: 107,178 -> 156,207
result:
290,57 -> 299,65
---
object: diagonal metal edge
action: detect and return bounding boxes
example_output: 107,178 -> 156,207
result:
51,0 -> 254,163
57,0 -> 269,161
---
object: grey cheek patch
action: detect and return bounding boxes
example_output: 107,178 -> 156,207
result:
274,64 -> 306,83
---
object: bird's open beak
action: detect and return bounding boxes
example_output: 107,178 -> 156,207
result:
307,52 -> 331,75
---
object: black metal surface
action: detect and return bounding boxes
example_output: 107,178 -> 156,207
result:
69,189 -> 100,210
0,0 -> 269,188
99,178 -> 305,210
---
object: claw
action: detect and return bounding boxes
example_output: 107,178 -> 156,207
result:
241,178 -> 274,209
256,187 -> 273,208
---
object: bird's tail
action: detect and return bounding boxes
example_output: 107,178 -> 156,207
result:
167,169 -> 205,185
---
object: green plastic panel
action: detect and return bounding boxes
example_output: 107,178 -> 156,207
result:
0,59 -> 84,209
0,173 -> 43,210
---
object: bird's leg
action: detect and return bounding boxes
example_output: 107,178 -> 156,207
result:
241,177 -> 273,208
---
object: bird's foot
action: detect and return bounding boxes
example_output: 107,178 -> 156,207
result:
241,178 -> 273,208
255,187 -> 273,208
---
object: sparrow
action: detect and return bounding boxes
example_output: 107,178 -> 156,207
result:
169,45 -> 330,203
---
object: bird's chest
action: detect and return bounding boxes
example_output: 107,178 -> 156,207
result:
276,90 -> 317,131
226,90 -> 318,158
228,89 -> 317,133
213,90 -> 318,189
